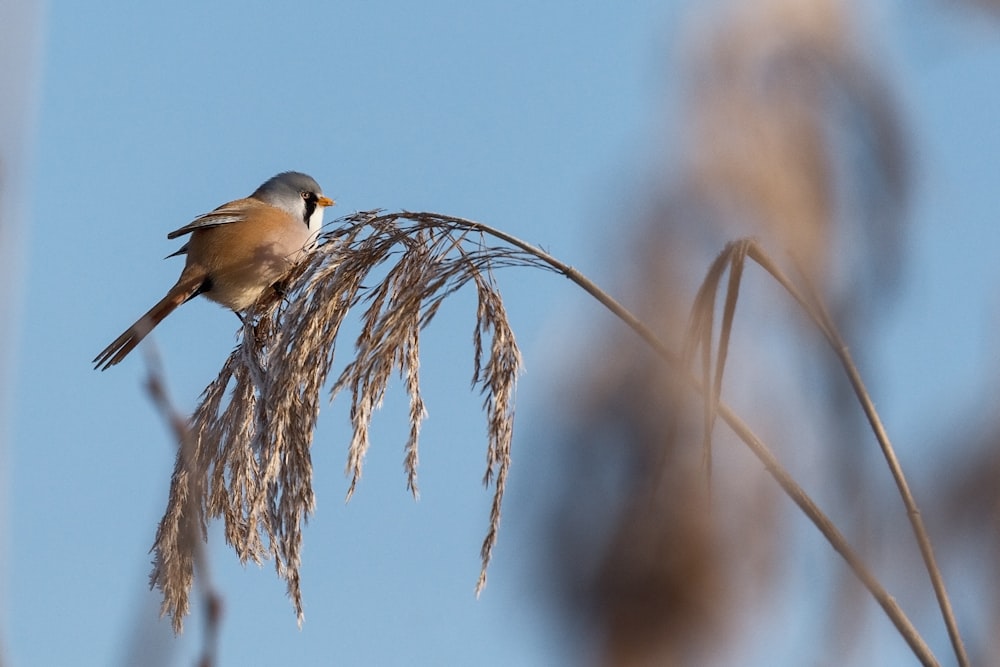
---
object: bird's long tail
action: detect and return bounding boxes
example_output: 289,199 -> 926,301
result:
93,275 -> 205,370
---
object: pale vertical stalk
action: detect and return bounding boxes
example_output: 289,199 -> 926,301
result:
746,244 -> 968,667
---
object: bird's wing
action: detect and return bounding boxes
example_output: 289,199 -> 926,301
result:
164,243 -> 188,259
166,203 -> 249,240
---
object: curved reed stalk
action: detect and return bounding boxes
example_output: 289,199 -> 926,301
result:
146,211 -> 960,667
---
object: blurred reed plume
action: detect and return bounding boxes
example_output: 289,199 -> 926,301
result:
545,0 -> 967,665
683,0 -> 906,293
150,211 -> 536,631
143,347 -> 222,665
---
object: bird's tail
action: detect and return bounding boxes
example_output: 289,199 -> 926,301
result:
93,276 -> 204,370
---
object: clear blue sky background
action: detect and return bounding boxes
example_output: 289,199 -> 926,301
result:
5,1 -> 1000,666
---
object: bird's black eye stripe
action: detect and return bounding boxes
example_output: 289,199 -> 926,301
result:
302,194 -> 318,225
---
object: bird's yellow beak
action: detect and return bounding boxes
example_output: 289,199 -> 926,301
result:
317,195 -> 335,208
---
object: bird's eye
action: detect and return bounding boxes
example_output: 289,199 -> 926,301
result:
300,191 -> 311,200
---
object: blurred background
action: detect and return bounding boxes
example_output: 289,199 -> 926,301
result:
3,0 -> 1000,665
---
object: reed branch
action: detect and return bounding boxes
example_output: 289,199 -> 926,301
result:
745,242 -> 968,667
147,211 -> 956,667
447,217 -> 942,666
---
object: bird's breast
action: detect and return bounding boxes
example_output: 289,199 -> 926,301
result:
183,205 -> 312,311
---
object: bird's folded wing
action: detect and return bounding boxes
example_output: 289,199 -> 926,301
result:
166,206 -> 247,239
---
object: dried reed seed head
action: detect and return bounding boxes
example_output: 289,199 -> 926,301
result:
149,211 -> 528,630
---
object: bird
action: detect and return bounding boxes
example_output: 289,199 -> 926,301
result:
94,171 -> 334,370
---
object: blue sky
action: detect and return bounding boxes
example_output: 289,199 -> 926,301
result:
5,1 -> 1000,665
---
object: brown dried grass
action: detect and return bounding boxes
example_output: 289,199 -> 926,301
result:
149,211 -> 535,630
143,209 -> 962,665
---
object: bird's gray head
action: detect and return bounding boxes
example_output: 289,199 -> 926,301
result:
252,171 -> 331,233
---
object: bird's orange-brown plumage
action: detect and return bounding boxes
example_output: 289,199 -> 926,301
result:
93,172 -> 332,370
